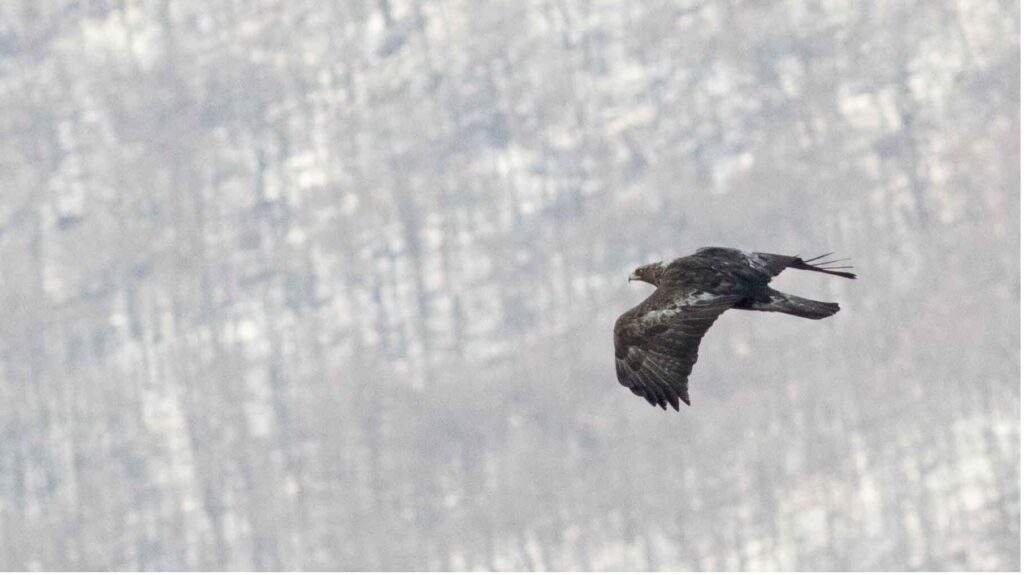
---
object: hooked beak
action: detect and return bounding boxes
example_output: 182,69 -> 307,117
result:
628,273 -> 640,283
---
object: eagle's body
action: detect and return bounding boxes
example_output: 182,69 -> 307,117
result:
613,247 -> 855,410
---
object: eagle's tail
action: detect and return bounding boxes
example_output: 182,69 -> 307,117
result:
789,253 -> 857,279
753,289 -> 840,320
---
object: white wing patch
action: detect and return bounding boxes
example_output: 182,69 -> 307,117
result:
640,291 -> 719,323
742,251 -> 766,268
680,291 -> 719,305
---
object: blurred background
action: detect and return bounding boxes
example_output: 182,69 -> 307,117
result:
0,0 -> 1019,570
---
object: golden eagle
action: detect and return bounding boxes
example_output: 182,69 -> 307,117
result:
614,247 -> 856,410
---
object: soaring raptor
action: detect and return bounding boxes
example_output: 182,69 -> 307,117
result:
613,247 -> 855,410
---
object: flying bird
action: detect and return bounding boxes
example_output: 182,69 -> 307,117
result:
613,247 -> 855,410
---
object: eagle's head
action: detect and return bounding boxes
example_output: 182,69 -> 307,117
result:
629,262 -> 666,286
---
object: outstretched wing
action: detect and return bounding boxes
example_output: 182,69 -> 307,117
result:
694,246 -> 856,280
694,246 -> 795,278
614,290 -> 742,410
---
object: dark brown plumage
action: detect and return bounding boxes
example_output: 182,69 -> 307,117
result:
613,247 -> 856,411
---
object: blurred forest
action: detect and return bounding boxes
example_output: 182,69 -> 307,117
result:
0,0 -> 1019,570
